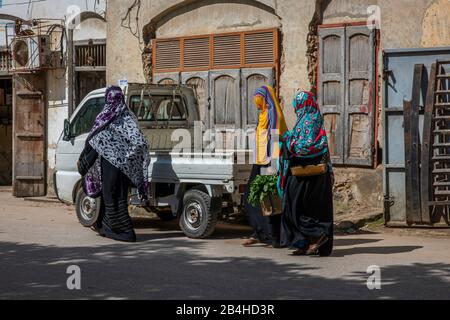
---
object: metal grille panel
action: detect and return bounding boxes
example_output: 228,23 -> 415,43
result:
75,44 -> 106,67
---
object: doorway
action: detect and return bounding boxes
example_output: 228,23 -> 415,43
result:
0,77 -> 12,186
76,71 -> 106,106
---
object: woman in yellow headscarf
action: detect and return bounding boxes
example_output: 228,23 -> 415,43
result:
253,86 -> 288,166
242,85 -> 287,247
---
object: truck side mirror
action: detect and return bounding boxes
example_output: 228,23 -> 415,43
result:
63,119 -> 71,141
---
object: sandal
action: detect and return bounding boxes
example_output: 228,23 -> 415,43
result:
292,248 -> 308,256
242,238 -> 259,247
306,234 -> 329,256
90,225 -> 106,238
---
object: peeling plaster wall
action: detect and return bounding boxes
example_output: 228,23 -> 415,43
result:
379,0 -> 432,49
421,0 -> 450,47
322,0 -> 375,24
73,18 -> 108,41
156,3 -> 280,38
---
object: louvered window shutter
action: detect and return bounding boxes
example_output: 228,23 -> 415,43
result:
213,34 -> 241,67
184,37 -> 210,69
155,39 -> 181,71
244,31 -> 275,65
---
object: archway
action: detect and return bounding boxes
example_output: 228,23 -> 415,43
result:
142,0 -> 279,45
140,0 -> 281,83
66,11 -> 107,113
66,11 -> 106,30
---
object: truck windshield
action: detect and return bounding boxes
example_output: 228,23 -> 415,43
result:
129,95 -> 187,122
71,97 -> 105,137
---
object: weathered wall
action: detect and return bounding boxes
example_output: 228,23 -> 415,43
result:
46,68 -> 68,191
320,0 -> 449,50
421,0 -> 450,47
73,18 -> 108,41
157,3 -> 280,37
322,0 -> 375,24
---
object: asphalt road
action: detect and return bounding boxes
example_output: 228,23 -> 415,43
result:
0,188 -> 449,300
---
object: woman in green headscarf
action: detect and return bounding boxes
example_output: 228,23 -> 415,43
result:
278,91 -> 334,256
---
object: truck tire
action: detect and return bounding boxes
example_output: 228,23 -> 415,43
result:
179,189 -> 220,239
75,187 -> 100,227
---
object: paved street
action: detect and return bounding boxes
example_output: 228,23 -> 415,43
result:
0,188 -> 449,300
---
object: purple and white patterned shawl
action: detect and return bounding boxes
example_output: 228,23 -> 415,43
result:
84,86 -> 150,199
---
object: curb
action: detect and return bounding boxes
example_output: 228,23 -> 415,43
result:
335,212 -> 384,231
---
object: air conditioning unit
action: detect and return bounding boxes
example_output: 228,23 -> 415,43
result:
10,35 -> 51,72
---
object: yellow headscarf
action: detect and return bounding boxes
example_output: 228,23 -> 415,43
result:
253,86 -> 287,166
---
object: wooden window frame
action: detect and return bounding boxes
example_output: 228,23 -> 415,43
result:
74,39 -> 107,72
317,22 -> 380,168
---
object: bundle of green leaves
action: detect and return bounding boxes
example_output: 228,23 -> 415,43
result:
248,175 -> 278,208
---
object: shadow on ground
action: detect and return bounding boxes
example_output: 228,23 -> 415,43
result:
0,233 -> 446,300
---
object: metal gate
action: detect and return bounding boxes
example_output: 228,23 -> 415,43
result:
383,47 -> 450,226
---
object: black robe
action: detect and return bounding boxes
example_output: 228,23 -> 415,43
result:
280,155 -> 334,256
78,143 -> 136,243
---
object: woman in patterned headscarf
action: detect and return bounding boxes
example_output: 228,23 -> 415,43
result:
78,86 -> 150,243
242,85 -> 287,247
279,91 -> 334,256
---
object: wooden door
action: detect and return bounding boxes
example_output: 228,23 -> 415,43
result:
344,26 -> 375,166
319,27 -> 346,165
154,72 -> 180,85
76,71 -> 106,105
181,71 -> 210,128
13,74 -> 46,197
210,69 -> 241,151
241,68 -> 274,150
241,68 -> 274,130
318,25 -> 376,167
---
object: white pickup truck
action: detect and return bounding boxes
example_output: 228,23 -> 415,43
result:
54,83 -> 253,239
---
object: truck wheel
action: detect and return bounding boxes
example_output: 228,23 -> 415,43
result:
180,189 -> 220,239
75,188 -> 100,227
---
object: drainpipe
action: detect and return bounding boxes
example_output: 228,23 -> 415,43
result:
67,28 -> 74,117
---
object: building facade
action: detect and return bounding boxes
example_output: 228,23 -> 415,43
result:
0,0 -> 107,195
105,0 -> 450,216
1,0 -> 449,219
